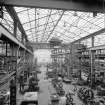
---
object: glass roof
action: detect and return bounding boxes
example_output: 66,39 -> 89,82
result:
0,7 -> 22,42
1,7 -> 105,44
0,7 -> 14,34
14,7 -> 104,43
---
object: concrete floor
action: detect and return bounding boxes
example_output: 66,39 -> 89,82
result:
38,66 -> 83,105
37,66 -> 56,105
17,66 -> 83,105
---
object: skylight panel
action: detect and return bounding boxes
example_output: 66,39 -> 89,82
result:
14,7 -> 105,43
23,23 -> 31,30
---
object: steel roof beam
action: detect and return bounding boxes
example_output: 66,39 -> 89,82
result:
1,0 -> 105,13
69,12 -> 102,29
5,6 -> 28,41
0,23 -> 33,54
22,11 -> 59,25
55,30 -> 75,41
27,30 -> 53,36
16,8 -> 32,13
71,28 -> 105,44
27,8 -> 34,42
89,44 -> 105,51
45,11 -> 65,42
35,8 -> 38,42
25,19 -> 58,31
41,10 -> 52,42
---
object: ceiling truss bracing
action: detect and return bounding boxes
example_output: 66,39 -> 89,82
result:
56,13 -> 90,38
1,0 -> 105,13
31,43 -> 50,50
0,4 -> 105,45
41,10 -> 65,42
27,8 -> 34,42
35,8 -> 38,42
71,28 -> 105,44
13,7 -> 105,44
44,11 -> 65,42
5,6 -> 28,41
2,18 -> 13,30
22,11 -> 59,25
25,19 -> 58,32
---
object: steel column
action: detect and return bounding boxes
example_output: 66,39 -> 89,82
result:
14,20 -> 17,37
90,36 -> 95,88
91,36 -> 94,47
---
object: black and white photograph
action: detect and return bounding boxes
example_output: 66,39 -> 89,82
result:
0,0 -> 105,105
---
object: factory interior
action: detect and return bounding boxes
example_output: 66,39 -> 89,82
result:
1,0 -> 105,105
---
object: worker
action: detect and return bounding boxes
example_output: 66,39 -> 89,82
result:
46,64 -> 48,72
59,94 -> 66,105
19,74 -> 24,92
73,84 -> 77,94
58,81 -> 63,89
28,74 -> 36,91
27,68 -> 30,78
66,92 -> 74,105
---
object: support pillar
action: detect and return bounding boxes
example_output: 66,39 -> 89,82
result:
92,36 -> 94,47
14,20 -> 18,37
78,41 -> 82,80
69,45 -> 72,79
90,36 -> 95,88
6,42 -> 8,56
10,44 -> 18,105
67,61 -> 70,79
21,34 -> 24,43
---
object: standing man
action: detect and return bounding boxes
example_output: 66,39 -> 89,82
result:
27,68 -> 30,78
19,74 -> 24,92
59,94 -> 66,105
28,74 -> 36,91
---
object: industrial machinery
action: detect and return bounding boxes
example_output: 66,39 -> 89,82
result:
0,90 -> 10,105
63,77 -> 72,84
49,93 -> 59,105
28,80 -> 39,92
20,92 -> 38,105
57,88 -> 65,96
66,93 -> 74,105
78,87 -> 94,104
97,86 -> 105,96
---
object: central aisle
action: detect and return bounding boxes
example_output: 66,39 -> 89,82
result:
37,65 -> 83,105
38,66 -> 56,105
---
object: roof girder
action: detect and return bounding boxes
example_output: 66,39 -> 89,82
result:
1,0 -> 105,13
45,11 -> 65,42
41,10 -> 52,42
25,19 -> 58,31
5,6 -> 28,41
27,8 -> 34,42
71,28 -> 105,44
69,11 -> 103,29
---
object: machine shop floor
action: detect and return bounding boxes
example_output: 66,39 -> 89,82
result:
37,66 -> 84,105
17,66 -> 84,105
